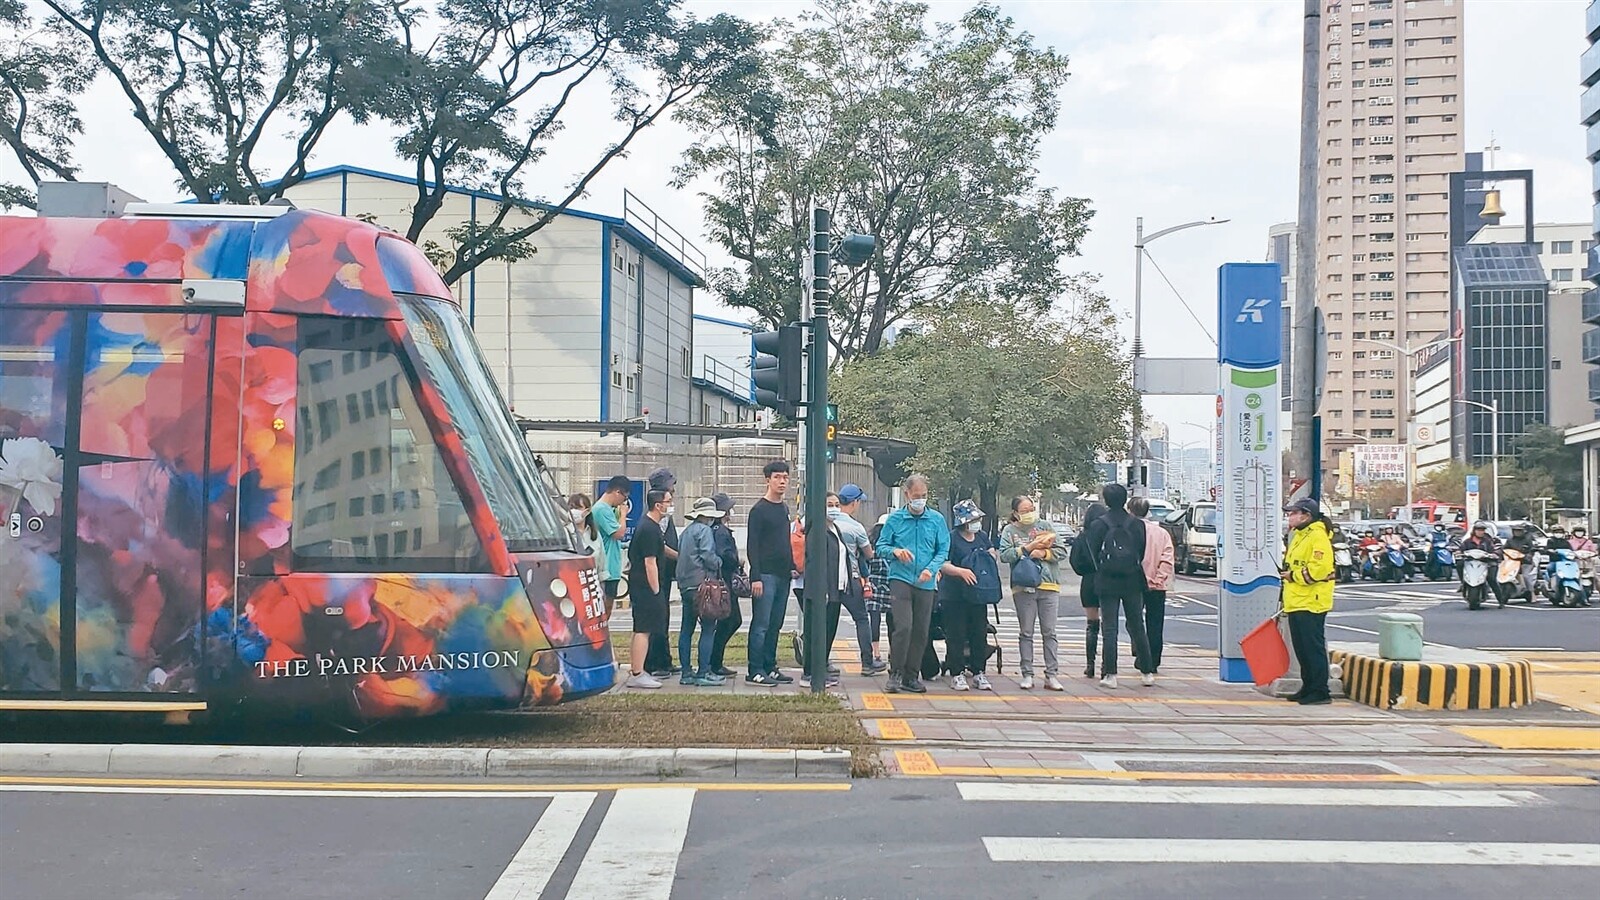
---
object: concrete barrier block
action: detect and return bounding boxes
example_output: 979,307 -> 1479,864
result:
109,744 -> 300,777
734,748 -> 796,778
487,747 -> 675,778
795,749 -> 851,779
673,748 -> 738,778
296,747 -> 488,778
0,743 -> 112,774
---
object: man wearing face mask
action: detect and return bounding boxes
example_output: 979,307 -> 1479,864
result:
875,473 -> 950,694
823,486 -> 884,677
645,468 -> 681,677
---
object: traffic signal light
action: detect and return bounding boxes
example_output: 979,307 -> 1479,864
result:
752,325 -> 803,417
824,403 -> 839,462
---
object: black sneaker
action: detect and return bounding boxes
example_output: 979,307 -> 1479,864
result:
746,673 -> 777,686
884,676 -> 902,694
770,671 -> 795,684
1297,695 -> 1333,705
828,664 -> 841,676
862,660 -> 889,675
649,669 -> 673,679
714,666 -> 736,677
900,678 -> 928,694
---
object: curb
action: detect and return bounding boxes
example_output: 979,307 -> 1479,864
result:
0,744 -> 853,781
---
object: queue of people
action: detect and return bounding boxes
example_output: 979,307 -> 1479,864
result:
573,469 -> 1220,696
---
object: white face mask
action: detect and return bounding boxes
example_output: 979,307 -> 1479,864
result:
665,505 -> 676,518
571,509 -> 586,524
908,498 -> 928,515
965,521 -> 982,534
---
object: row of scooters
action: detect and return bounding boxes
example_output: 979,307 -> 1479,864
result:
1329,534 -> 1595,609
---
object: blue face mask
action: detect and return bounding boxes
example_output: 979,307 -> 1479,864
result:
827,507 -> 844,520
908,498 -> 928,515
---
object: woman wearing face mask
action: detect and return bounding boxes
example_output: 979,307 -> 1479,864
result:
1000,496 -> 1067,691
569,493 -> 606,578
941,500 -> 1002,691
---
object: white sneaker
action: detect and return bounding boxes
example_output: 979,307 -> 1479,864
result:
951,673 -> 970,691
1099,674 -> 1119,690
1019,675 -> 1035,690
973,674 -> 993,691
626,672 -> 663,689
1045,675 -> 1065,692
1141,673 -> 1156,687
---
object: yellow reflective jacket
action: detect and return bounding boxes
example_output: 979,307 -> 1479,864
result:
1282,519 -> 1335,614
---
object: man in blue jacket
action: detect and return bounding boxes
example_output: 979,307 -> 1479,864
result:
875,473 -> 949,694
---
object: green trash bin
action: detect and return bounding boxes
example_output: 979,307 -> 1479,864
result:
1377,612 -> 1425,661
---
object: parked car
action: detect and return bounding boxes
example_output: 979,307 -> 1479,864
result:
1051,522 -> 1077,547
1162,502 -> 1218,575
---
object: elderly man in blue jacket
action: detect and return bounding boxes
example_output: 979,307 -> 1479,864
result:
875,473 -> 950,694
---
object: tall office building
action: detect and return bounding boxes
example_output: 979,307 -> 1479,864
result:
1266,222 -> 1298,448
1314,0 -> 1465,472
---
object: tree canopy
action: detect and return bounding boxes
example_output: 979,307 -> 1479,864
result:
830,284 -> 1132,516
2,0 -> 760,284
676,0 -> 1090,359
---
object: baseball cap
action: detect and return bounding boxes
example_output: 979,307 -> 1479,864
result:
838,483 -> 867,504
1284,498 -> 1321,517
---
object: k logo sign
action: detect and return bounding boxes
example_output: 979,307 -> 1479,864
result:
1235,298 -> 1272,324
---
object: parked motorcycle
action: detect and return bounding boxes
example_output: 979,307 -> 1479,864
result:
1460,548 -> 1498,611
1333,541 -> 1356,583
1545,548 -> 1594,608
1424,533 -> 1456,581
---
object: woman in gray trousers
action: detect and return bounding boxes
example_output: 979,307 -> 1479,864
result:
999,495 -> 1067,691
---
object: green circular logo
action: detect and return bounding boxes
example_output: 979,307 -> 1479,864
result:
1245,393 -> 1263,410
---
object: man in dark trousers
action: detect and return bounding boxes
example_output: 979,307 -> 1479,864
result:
644,467 -> 680,676
1081,483 -> 1156,690
745,460 -> 797,686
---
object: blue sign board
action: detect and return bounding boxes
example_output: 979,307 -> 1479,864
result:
1466,475 -> 1480,494
1217,263 -> 1284,369
594,478 -> 646,541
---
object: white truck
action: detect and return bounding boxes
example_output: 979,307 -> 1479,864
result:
1161,501 -> 1219,575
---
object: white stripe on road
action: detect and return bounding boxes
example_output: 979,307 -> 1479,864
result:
564,788 -> 695,900
485,792 -> 597,900
957,783 -> 1547,808
982,838 -> 1600,866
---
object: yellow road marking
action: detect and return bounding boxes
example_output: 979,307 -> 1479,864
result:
859,693 -> 894,711
877,718 -> 915,740
893,750 -> 941,776
1456,726 -> 1600,751
0,775 -> 851,793
905,766 -> 1594,785
1522,673 -> 1600,717
864,694 -> 1289,707
0,699 -> 207,712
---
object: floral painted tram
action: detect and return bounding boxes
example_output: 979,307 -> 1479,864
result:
0,204 -> 614,723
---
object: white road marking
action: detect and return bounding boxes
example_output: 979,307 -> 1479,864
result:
1078,754 -> 1126,773
484,792 -> 597,900
957,783 -> 1546,808
983,838 -> 1600,866
564,788 -> 695,900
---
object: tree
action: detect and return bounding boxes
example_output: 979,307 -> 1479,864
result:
676,0 -> 1090,360
0,0 -> 90,209
1417,461 -> 1486,506
381,0 -> 762,285
1361,481 -> 1408,519
830,285 -> 1132,518
1512,423 -> 1582,508
37,0 -> 399,204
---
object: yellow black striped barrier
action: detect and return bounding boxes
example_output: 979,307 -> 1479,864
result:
1330,649 -> 1536,711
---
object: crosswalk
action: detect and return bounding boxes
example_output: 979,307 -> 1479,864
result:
962,781 -> 1600,869
486,788 -> 695,900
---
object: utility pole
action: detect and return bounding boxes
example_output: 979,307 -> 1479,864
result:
1289,0 -> 1322,497
803,207 -> 832,694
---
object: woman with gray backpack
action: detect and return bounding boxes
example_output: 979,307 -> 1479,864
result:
999,495 -> 1067,691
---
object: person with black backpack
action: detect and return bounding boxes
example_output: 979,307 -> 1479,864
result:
1069,503 -> 1108,679
1080,483 -> 1155,689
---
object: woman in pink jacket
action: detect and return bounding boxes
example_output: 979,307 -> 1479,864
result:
1129,498 -> 1175,674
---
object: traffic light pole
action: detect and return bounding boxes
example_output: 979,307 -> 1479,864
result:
804,207 -> 831,694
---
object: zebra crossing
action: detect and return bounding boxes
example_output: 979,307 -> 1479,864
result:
960,781 -> 1600,869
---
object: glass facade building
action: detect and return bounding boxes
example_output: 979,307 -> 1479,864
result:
1451,243 -> 1548,462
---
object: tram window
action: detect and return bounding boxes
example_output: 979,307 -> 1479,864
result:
292,318 -> 486,572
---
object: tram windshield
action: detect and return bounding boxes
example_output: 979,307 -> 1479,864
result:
400,294 -> 571,552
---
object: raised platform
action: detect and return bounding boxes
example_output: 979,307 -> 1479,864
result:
1331,642 -> 1535,711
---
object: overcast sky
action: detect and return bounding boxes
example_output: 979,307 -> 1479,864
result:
7,0 -> 1590,450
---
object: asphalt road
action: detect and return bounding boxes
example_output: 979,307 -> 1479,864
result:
4,776 -> 1598,899
1157,574 -> 1600,653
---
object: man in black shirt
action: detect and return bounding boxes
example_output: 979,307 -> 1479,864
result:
645,467 -> 681,676
1081,483 -> 1155,689
745,460 -> 797,686
625,489 -> 672,689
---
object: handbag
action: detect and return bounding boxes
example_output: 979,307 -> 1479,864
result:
1010,555 -> 1045,589
694,579 -> 732,621
731,570 -> 752,599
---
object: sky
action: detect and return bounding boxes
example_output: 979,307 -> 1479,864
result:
5,0 -> 1591,453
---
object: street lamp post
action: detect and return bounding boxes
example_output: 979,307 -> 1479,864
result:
1353,335 -> 1460,516
1455,397 -> 1500,520
1131,216 -> 1229,497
